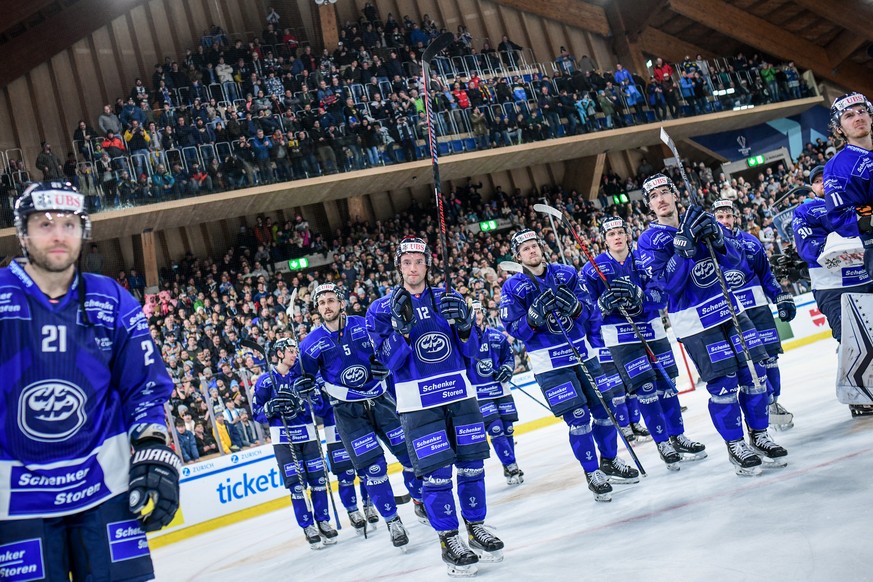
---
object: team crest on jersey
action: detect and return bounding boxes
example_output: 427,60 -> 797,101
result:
415,332 -> 451,363
691,259 -> 718,288
545,311 -> 574,334
17,380 -> 87,442
341,365 -> 368,387
476,358 -> 493,376
724,269 -> 745,288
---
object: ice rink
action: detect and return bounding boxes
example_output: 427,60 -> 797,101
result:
153,338 -> 872,582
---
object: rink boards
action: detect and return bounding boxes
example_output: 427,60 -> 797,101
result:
148,293 -> 830,547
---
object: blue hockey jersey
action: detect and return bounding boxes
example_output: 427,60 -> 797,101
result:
581,251 -> 668,347
636,221 -> 747,338
466,326 -> 514,400
366,285 -> 481,413
721,226 -> 782,310
252,362 -> 323,445
499,263 -> 595,374
299,315 -> 387,402
823,143 -> 873,240
1,261 -> 173,520
793,198 -> 871,290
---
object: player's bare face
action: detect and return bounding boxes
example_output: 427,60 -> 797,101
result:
400,254 -> 427,291
714,210 -> 735,230
283,346 -> 298,367
648,187 -> 676,219
517,240 -> 543,268
24,213 -> 82,274
317,293 -> 342,324
605,228 -> 628,253
839,106 -> 872,142
811,175 -> 824,197
475,310 -> 485,327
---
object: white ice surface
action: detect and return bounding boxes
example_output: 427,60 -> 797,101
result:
154,339 -> 873,582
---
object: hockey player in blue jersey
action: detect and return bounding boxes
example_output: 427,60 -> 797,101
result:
582,218 -> 707,471
712,200 -> 797,430
500,228 -> 639,502
795,165 -> 873,342
251,338 -> 339,549
637,173 -> 787,476
299,283 -> 425,550
0,182 -> 179,581
467,301 -> 524,485
366,237 -> 504,577
823,92 -> 873,279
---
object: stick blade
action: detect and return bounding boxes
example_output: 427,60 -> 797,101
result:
532,203 -> 562,218
659,127 -> 675,151
422,32 -> 455,63
498,260 -> 524,273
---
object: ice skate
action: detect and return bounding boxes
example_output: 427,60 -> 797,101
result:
413,499 -> 429,525
465,519 -> 504,563
671,434 -> 708,461
631,422 -> 652,442
657,440 -> 681,471
599,456 -> 640,484
726,439 -> 762,477
386,516 -> 409,552
620,424 -> 636,442
585,469 -> 613,502
303,524 -> 324,550
768,401 -> 795,431
348,510 -> 375,536
317,520 -> 338,545
503,462 -> 524,485
438,530 -> 479,577
748,429 -> 788,468
363,502 -> 380,527
849,404 -> 873,418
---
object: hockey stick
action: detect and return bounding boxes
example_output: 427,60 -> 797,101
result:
241,339 -> 342,529
533,202 -> 680,394
508,380 -> 553,413
499,261 -> 646,476
658,128 -> 765,395
421,31 -> 455,292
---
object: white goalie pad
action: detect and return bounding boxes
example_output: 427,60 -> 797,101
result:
820,232 -> 865,271
836,293 -> 873,405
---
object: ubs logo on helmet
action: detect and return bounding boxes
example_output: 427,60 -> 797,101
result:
415,332 -> 451,363
341,365 -> 368,387
476,359 -> 493,376
691,259 -> 717,287
724,269 -> 745,288
17,380 -> 87,442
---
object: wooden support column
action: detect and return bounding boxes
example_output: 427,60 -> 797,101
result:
318,3 -> 339,51
133,229 -> 159,293
322,200 -> 342,234
346,194 -> 373,224
563,153 -> 606,201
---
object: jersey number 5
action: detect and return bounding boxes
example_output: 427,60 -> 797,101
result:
41,325 -> 67,352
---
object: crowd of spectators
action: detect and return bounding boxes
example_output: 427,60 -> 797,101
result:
0,8 -> 828,463
0,6 -> 815,227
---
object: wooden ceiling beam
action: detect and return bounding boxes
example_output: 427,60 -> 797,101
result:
615,0 -> 668,42
668,0 -> 873,95
638,26 -> 717,63
490,0 -> 610,37
825,31 -> 867,70
792,0 -> 873,45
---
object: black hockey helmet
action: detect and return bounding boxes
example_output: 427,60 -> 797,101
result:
312,282 -> 345,307
711,199 -> 738,215
269,337 -> 298,359
510,228 -> 545,257
830,92 -> 873,132
641,173 -> 678,204
394,236 -> 432,268
599,217 -> 630,237
14,181 -> 92,241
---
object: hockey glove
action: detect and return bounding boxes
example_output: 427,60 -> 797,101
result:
439,293 -> 474,334
264,393 -> 302,419
369,354 -> 391,381
128,425 -> 181,533
611,278 -> 643,305
493,364 -> 514,384
690,212 -> 725,251
390,287 -> 415,335
856,205 -> 873,234
674,206 -> 701,259
776,293 -> 796,322
293,374 -> 317,397
597,290 -> 623,315
526,288 -> 556,328
554,284 -> 582,318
